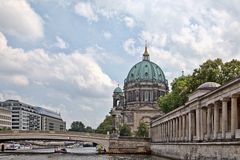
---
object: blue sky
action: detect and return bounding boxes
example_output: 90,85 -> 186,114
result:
0,0 -> 239,128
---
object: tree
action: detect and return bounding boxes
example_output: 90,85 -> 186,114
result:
95,115 -> 112,134
158,75 -> 191,113
158,58 -> 240,113
189,58 -> 224,92
119,123 -> 131,136
69,121 -> 85,132
221,59 -> 240,83
0,127 -> 11,131
85,126 -> 94,133
136,121 -> 149,137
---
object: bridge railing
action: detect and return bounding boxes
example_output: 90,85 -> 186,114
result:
0,130 -> 109,138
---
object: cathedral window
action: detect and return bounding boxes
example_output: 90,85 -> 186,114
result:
145,91 -> 149,102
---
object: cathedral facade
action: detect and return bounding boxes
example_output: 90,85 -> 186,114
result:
110,46 -> 169,135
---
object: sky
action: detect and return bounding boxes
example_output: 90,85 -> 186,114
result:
0,0 -> 240,129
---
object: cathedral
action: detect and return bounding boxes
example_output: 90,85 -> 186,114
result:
110,45 -> 169,135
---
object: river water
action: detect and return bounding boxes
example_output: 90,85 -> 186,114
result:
0,147 -> 171,160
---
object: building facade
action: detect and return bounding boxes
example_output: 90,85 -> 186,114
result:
0,100 -> 66,131
151,77 -> 240,142
36,107 -> 66,131
111,46 -> 168,134
0,105 -> 12,129
1,100 -> 41,130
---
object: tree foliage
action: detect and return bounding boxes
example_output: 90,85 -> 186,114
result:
119,123 -> 131,136
95,115 -> 112,134
158,75 -> 191,113
158,58 -> 240,113
189,58 -> 224,92
69,121 -> 94,133
136,121 -> 149,137
0,127 -> 11,131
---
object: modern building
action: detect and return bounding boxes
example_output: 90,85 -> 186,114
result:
1,100 -> 41,130
0,100 -> 66,131
0,105 -> 12,130
111,46 -> 169,134
36,107 -> 66,131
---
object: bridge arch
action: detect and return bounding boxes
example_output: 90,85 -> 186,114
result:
0,131 -> 110,151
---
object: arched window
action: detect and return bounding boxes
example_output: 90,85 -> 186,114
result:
150,91 -> 153,102
133,91 -> 136,101
145,91 -> 149,102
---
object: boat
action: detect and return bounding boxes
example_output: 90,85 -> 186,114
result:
5,143 -> 21,150
54,147 -> 67,153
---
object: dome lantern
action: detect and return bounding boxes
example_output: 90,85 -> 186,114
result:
143,42 -> 149,61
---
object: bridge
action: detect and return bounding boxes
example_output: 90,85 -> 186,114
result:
0,130 -> 110,151
0,130 -> 150,154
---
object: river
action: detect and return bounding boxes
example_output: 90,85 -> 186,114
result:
0,147 -> 171,160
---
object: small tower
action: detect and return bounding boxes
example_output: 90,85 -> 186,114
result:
113,84 -> 124,108
111,85 -> 124,134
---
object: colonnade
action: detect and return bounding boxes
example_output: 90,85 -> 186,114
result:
151,94 -> 240,142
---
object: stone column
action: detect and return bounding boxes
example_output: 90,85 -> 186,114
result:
214,101 -> 220,139
165,122 -> 167,141
182,115 -> 186,141
221,98 -> 228,139
179,116 -> 182,140
170,120 -> 172,141
157,125 -> 159,141
176,117 -> 179,141
173,118 -> 176,141
201,108 -> 207,140
161,123 -> 164,141
196,108 -> 201,141
188,112 -> 192,141
231,95 -> 238,138
167,121 -> 170,141
207,105 -> 212,139
164,123 -> 166,141
200,108 -> 204,140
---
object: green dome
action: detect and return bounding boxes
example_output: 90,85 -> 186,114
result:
113,86 -> 123,94
125,48 -> 167,85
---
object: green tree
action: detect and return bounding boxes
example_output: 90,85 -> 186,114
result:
119,123 -> 131,136
0,127 -> 11,131
189,58 -> 224,92
95,115 -> 112,134
158,75 -> 191,113
158,58 -> 240,113
136,121 -> 149,137
221,59 -> 240,83
69,121 -> 85,132
85,126 -> 94,133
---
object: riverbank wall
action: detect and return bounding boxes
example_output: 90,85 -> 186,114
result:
108,137 -> 150,154
151,142 -> 240,160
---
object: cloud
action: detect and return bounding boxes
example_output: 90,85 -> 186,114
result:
103,31 -> 112,39
123,38 -> 137,55
55,36 -> 68,49
0,90 -> 25,102
0,32 -> 115,95
74,2 -> 98,22
124,16 -> 135,28
0,0 -> 44,40
93,0 -> 240,81
0,32 -> 116,128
